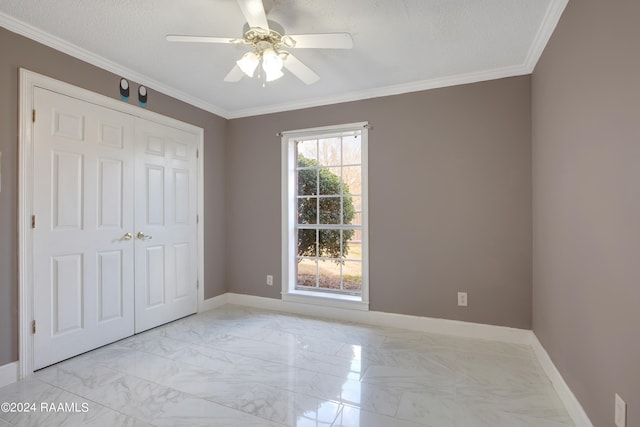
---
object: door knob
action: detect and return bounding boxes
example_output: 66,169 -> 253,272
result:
136,232 -> 152,240
121,232 -> 133,241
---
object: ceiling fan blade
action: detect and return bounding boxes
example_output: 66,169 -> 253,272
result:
284,54 -> 320,85
166,35 -> 239,44
285,33 -> 353,49
236,0 -> 269,29
224,64 -> 245,82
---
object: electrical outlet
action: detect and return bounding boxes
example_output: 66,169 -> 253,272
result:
615,393 -> 626,427
457,292 -> 468,307
266,275 -> 273,286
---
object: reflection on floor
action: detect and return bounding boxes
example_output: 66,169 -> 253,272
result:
0,305 -> 574,426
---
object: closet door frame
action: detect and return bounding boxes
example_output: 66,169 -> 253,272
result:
18,69 -> 205,379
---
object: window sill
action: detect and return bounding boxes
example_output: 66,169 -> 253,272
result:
282,290 -> 369,311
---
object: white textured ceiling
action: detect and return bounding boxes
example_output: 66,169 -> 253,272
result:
0,0 -> 567,118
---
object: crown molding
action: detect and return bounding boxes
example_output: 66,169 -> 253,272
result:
524,0 -> 569,72
227,64 -> 530,119
2,0 -> 568,121
0,12 -> 231,118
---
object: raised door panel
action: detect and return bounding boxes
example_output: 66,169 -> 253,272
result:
52,109 -> 84,141
52,152 -> 83,230
51,254 -> 83,335
173,243 -> 190,300
145,245 -> 166,308
99,123 -> 124,149
97,250 -> 124,323
97,159 -> 123,229
173,169 -> 189,225
146,165 -> 165,226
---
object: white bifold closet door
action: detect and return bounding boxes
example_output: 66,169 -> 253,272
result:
32,88 -> 197,369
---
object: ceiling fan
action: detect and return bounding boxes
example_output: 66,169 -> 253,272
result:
166,0 -> 353,85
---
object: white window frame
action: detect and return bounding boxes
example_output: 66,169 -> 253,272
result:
281,122 -> 369,311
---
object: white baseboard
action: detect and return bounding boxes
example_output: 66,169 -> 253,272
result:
226,293 -> 531,345
200,293 -> 229,312
529,333 -> 593,427
0,361 -> 18,388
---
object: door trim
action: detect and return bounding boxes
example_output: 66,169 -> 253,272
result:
18,69 -> 205,378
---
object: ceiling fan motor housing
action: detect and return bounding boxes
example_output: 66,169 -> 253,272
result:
243,27 -> 296,53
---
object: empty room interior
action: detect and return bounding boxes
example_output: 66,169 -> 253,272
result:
0,0 -> 638,426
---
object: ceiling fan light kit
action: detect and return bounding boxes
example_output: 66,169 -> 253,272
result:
166,0 -> 353,86
237,51 -> 260,77
261,47 -> 284,82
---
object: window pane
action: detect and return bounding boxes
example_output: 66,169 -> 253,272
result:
298,197 -> 317,224
319,229 -> 341,259
297,229 -> 317,257
298,169 -> 317,195
342,230 -> 361,261
342,261 -> 362,292
297,139 -> 317,164
343,196 -> 361,226
342,134 -> 361,165
318,167 -> 342,196
342,166 -> 361,195
289,125 -> 366,299
319,197 -> 341,224
318,138 -> 342,166
318,259 -> 341,290
297,258 -> 317,288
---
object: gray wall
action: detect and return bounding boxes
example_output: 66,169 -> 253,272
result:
0,27 -> 227,366
226,76 -> 532,329
532,1 -> 640,426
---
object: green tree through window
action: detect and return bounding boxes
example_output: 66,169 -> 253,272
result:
297,154 -> 355,262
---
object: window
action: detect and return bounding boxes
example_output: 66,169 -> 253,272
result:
281,122 -> 368,309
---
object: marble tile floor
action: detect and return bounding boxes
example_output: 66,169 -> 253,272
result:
0,305 -> 574,427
